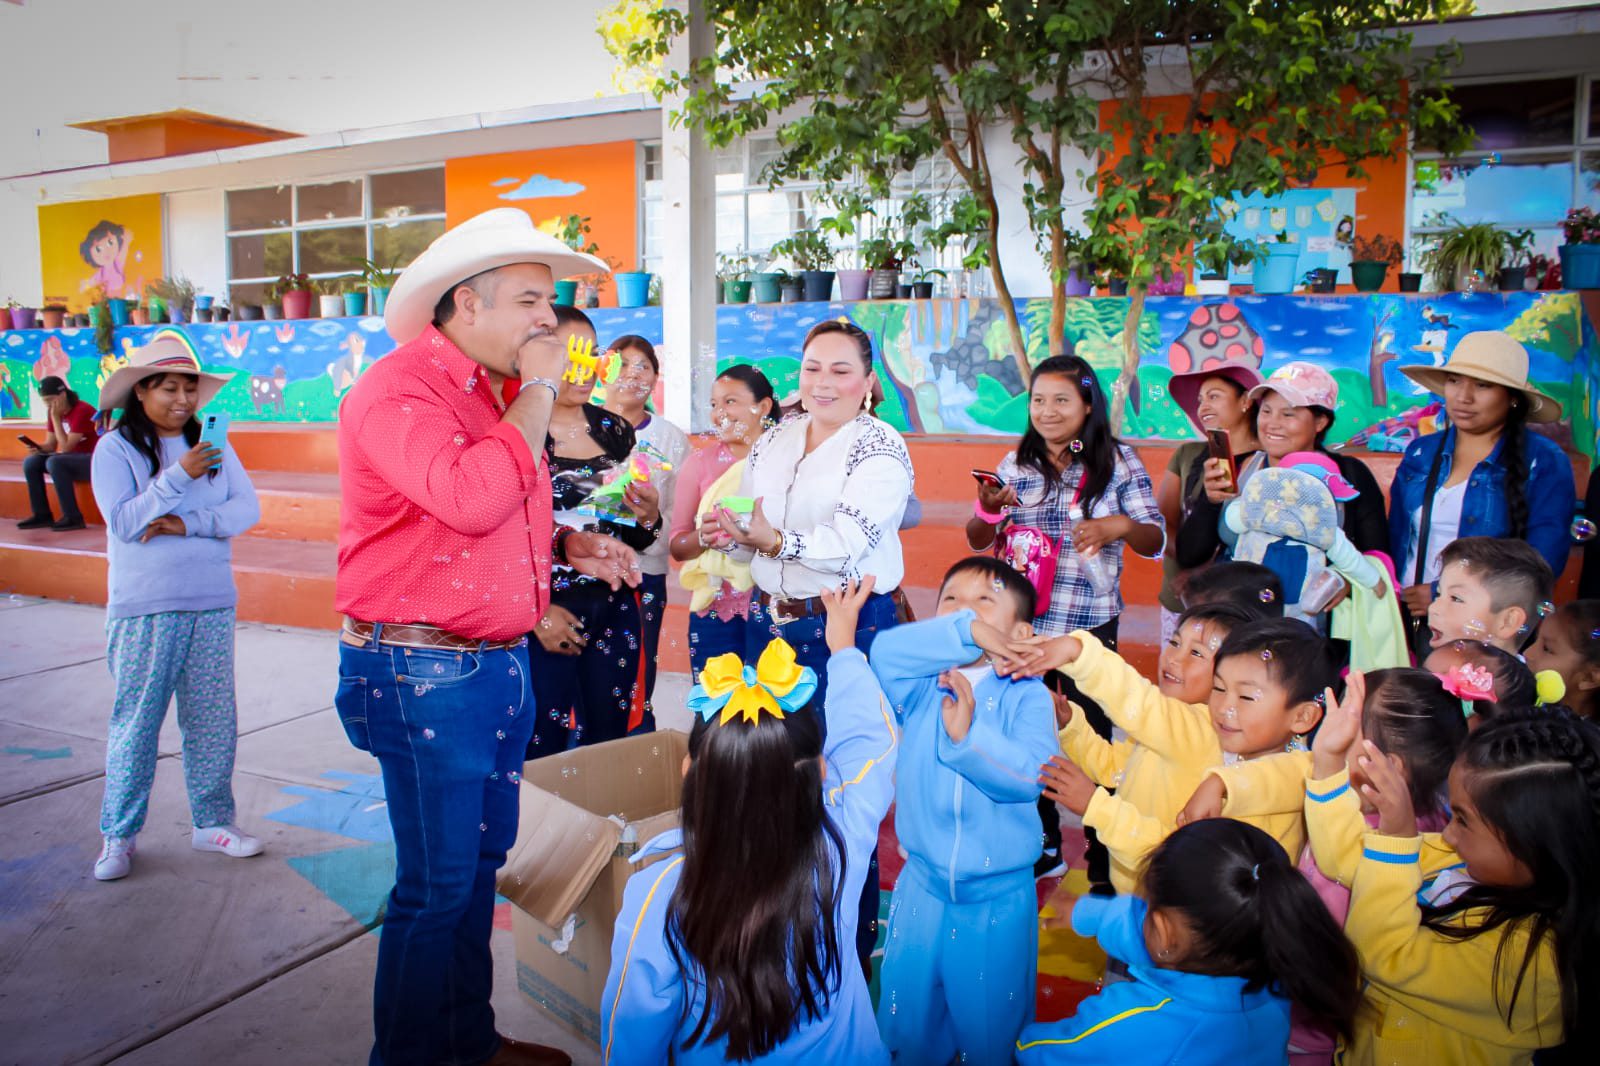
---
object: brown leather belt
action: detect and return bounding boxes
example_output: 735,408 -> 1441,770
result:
756,591 -> 827,624
340,617 -> 525,652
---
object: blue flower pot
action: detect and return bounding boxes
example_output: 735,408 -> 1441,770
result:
554,280 -> 579,306
1253,244 -> 1301,295
369,286 -> 389,315
1559,244 -> 1600,290
194,294 -> 214,310
615,271 -> 652,308
107,297 -> 130,325
342,292 -> 367,316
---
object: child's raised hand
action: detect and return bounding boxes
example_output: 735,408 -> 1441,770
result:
1039,754 -> 1097,816
1039,882 -> 1079,931
939,669 -> 976,743
1357,739 -> 1417,839
1312,671 -> 1365,780
820,575 -> 876,654
998,633 -> 1081,678
1050,690 -> 1075,729
1176,774 -> 1227,827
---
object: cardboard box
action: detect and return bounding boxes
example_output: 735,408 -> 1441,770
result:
497,730 -> 688,1047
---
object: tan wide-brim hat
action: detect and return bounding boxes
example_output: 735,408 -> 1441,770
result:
1400,330 -> 1561,423
383,207 -> 611,344
98,336 -> 233,412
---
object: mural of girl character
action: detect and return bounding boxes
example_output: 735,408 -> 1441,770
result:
1335,216 -> 1355,248
79,220 -> 133,297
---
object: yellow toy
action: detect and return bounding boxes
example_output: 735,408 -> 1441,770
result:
561,334 -> 617,385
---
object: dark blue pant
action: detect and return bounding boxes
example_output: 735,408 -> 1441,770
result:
745,589 -> 900,978
688,609 -> 746,678
333,633 -> 535,1066
23,450 -> 91,521
638,573 -> 667,701
526,585 -> 648,757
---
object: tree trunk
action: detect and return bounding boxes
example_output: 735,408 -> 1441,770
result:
1048,223 -> 1066,358
872,324 -> 924,433
1368,305 -> 1396,407
1111,287 -> 1147,436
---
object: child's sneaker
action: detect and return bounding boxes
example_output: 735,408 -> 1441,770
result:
191,824 -> 264,858
94,836 -> 136,881
1033,847 -> 1066,880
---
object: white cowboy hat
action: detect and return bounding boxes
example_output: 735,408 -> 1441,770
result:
1400,330 -> 1561,423
98,336 -> 233,412
383,207 -> 611,344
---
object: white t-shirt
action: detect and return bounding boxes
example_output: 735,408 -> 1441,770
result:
1404,479 -> 1468,585
740,413 -> 913,600
631,413 -> 691,577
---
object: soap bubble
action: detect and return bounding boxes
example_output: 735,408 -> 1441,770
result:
1537,601 -> 1556,618
496,729 -> 506,740
1259,588 -> 1276,603
422,728 -> 435,740
1068,439 -> 1084,454
1464,618 -> 1488,639
1573,517 -> 1598,543
1261,649 -> 1273,661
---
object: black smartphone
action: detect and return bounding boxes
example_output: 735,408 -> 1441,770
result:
1206,429 -> 1237,493
971,469 -> 1006,490
17,434 -> 42,452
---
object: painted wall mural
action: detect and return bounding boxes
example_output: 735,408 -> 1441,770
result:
36,194 -> 165,312
1,292 -> 1595,460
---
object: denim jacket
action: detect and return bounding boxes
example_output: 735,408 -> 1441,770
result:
1387,426 -> 1575,584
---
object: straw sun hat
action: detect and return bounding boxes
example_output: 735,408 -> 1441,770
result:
97,335 -> 232,412
1400,330 -> 1561,423
382,207 -> 611,344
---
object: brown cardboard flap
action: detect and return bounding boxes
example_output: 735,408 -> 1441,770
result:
497,786 -> 619,926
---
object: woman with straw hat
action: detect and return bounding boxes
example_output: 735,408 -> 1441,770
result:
1389,330 -> 1576,638
88,337 -> 261,882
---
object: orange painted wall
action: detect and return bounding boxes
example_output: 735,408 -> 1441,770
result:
1098,96 -> 1409,290
446,141 -> 638,305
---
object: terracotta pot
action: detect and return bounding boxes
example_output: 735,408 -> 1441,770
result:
282,289 -> 313,319
40,308 -> 66,329
130,307 -> 149,326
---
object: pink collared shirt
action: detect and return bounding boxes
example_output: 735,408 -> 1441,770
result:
335,325 -> 553,640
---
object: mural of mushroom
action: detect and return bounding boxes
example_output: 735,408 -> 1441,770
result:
1166,302 -> 1265,375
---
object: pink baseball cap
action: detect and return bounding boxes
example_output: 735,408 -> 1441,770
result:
1280,450 -> 1360,501
1248,361 -> 1338,411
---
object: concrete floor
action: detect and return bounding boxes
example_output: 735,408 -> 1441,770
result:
0,596 -> 694,1066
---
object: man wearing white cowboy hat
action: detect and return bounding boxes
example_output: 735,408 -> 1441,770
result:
1389,329 -> 1576,629
336,207 -> 640,1066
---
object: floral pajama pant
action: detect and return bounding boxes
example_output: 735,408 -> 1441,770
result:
100,608 -> 239,838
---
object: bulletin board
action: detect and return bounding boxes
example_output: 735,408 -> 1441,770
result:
1215,188 -> 1358,285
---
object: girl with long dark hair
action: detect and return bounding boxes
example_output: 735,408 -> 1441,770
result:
600,579 -> 897,1064
1015,818 -> 1362,1062
1388,332 -> 1575,652
88,339 -> 261,881
1307,707 -> 1600,1061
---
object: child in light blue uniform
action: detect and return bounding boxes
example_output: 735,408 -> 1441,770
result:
1015,819 -> 1362,1065
869,557 -> 1061,1065
600,578 -> 897,1065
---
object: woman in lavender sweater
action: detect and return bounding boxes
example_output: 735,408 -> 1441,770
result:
88,339 -> 261,881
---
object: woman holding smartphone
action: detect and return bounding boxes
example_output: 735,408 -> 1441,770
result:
88,338 -> 261,881
1155,360 -> 1262,640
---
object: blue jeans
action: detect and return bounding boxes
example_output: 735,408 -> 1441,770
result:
745,588 -> 900,978
334,631 -> 535,1066
688,609 -> 747,678
638,572 -> 667,700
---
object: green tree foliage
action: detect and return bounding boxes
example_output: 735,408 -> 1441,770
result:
1080,0 -> 1469,430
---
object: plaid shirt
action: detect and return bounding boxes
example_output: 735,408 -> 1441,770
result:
996,445 -> 1163,635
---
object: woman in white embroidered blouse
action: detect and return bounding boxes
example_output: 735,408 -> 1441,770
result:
703,318 -> 911,979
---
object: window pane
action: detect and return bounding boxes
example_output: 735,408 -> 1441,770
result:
228,186 -> 291,231
371,169 -> 445,219
229,281 -> 274,307
373,218 -> 446,269
715,193 -> 745,253
1454,78 -> 1576,150
1583,151 -> 1600,210
1412,153 -> 1574,228
1590,81 -> 1600,140
229,231 -> 292,279
297,226 -> 367,274
297,179 -> 363,222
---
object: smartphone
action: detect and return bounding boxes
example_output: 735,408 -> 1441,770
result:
971,469 -> 1006,490
17,434 -> 42,451
200,412 -> 230,452
1206,429 -> 1236,493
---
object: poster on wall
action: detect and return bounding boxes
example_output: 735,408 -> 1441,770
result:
1214,188 -> 1357,285
37,194 -> 164,313
445,141 -> 638,304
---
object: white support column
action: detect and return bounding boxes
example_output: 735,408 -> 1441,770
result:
659,0 -> 717,433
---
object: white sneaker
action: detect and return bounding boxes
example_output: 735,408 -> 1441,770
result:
94,836 -> 136,881
191,824 -> 264,858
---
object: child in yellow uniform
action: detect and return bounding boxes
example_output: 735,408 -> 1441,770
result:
1029,617 -> 1330,892
1305,709 -> 1600,1064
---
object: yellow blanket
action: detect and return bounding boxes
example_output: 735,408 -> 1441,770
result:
679,459 -> 754,614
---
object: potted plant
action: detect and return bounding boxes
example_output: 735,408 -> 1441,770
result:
1528,253 -> 1561,290
0,298 -> 13,331
235,299 -> 263,322
39,303 -> 67,329
717,252 -> 754,304
1417,217 -> 1509,292
357,255 -> 402,315
1494,228 -> 1536,292
773,228 -> 835,302
312,277 -> 342,318
1349,234 -> 1403,292
1559,207 -> 1600,290
858,236 -> 899,299
336,275 -> 366,316
129,301 -> 149,326
271,273 -> 313,318
777,270 -> 804,303
149,276 -> 197,323
553,214 -> 602,306
1092,244 -> 1133,296
614,264 -> 652,308
909,267 -> 946,299
1252,232 -> 1302,295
